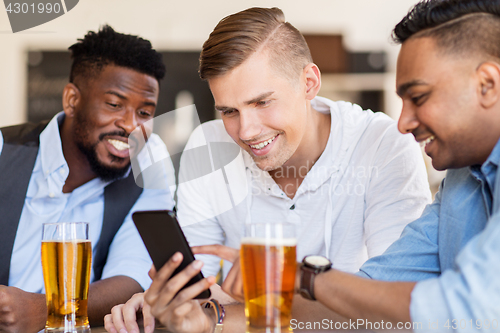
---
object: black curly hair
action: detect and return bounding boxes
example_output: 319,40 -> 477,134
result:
393,0 -> 500,58
68,25 -> 165,83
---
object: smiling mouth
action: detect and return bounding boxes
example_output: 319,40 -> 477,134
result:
249,135 -> 277,150
419,135 -> 435,148
107,139 -> 130,151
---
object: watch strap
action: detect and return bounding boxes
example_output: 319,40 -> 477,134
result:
300,264 -> 317,300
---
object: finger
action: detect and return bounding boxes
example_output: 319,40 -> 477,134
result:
152,260 -> 206,312
122,293 -> 144,333
172,301 -> 197,319
232,261 -> 245,301
168,275 -> 216,310
222,261 -> 245,303
191,244 -> 239,262
148,265 -> 157,280
142,301 -> 156,333
104,314 -> 118,333
109,304 -> 127,333
146,252 -> 183,305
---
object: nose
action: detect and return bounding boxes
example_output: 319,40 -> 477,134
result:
238,110 -> 262,142
397,103 -> 420,134
116,109 -> 139,135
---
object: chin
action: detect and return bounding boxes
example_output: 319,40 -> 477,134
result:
254,159 -> 280,172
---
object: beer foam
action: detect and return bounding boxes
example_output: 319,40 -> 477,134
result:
42,240 -> 90,243
240,237 -> 297,246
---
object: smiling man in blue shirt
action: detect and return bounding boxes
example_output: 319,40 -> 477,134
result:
0,26 -> 174,332
298,0 -> 500,330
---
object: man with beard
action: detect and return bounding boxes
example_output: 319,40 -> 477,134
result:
0,25 -> 174,332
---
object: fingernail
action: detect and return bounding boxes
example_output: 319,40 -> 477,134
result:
119,328 -> 128,333
145,326 -> 153,333
193,260 -> 203,269
173,252 -> 182,262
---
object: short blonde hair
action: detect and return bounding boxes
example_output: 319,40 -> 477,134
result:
199,7 -> 313,82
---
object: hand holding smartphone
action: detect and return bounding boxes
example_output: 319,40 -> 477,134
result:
132,210 -> 211,299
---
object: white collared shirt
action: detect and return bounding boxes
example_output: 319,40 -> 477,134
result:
0,112 -> 175,292
177,97 -> 432,277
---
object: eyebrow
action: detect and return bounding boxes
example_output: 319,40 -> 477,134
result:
214,91 -> 275,112
245,91 -> 274,105
396,80 -> 428,98
105,90 -> 156,107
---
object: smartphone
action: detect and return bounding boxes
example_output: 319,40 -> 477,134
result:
132,210 -> 211,299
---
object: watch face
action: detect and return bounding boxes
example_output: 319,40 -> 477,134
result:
304,255 -> 331,267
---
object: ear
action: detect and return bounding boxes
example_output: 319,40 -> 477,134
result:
62,83 -> 80,118
303,63 -> 321,100
476,61 -> 500,109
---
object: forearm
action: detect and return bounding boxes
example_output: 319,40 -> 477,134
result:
220,303 -> 245,333
292,295 -> 348,323
88,275 -> 143,326
315,269 -> 416,324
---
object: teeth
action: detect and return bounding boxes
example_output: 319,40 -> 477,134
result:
108,139 -> 130,151
419,135 -> 435,147
250,136 -> 276,150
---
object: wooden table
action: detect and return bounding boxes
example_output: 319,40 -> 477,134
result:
92,327 -> 170,333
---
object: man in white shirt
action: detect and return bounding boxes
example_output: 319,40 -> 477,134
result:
177,7 -> 430,277
104,7 -> 431,333
0,25 -> 174,332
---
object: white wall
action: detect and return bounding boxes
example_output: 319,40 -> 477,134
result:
0,0 -> 419,126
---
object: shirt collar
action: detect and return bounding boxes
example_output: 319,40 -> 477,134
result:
483,136 -> 500,169
470,136 -> 500,197
39,112 -> 68,179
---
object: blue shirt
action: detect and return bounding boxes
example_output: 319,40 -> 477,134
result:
358,138 -> 500,331
0,113 -> 175,292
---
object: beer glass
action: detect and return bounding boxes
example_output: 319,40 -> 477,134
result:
41,222 -> 92,333
240,223 -> 297,333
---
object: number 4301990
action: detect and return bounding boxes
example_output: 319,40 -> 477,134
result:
6,2 -> 61,14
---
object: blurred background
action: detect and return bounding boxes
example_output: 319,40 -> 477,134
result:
0,0 -> 445,194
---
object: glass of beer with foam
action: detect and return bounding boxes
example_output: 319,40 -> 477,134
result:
240,222 -> 297,333
41,222 -> 92,333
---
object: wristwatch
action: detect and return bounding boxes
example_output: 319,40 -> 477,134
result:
299,255 -> 332,301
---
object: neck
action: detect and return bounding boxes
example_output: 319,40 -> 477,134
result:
60,118 -> 97,193
269,105 -> 331,198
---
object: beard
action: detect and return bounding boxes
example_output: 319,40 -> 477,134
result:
73,112 -> 131,182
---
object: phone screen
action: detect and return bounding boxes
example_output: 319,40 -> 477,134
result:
132,210 -> 211,299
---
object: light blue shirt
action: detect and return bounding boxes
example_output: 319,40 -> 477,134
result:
0,113 -> 175,292
358,138 -> 500,331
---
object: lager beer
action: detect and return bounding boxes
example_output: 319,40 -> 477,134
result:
41,238 -> 91,332
240,237 -> 297,333
41,240 -> 91,330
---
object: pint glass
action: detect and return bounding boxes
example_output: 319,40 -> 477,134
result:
240,223 -> 297,333
41,222 -> 92,333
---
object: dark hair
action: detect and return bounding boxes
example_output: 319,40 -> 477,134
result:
68,25 -> 165,83
393,0 -> 500,59
199,7 -> 312,81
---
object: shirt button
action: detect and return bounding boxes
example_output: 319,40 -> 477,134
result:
290,204 -> 296,210
49,192 -> 55,198
59,169 -> 65,175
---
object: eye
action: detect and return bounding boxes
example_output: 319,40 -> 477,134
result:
138,109 -> 153,117
217,108 -> 236,116
410,93 -> 429,106
107,102 -> 119,109
255,100 -> 270,107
